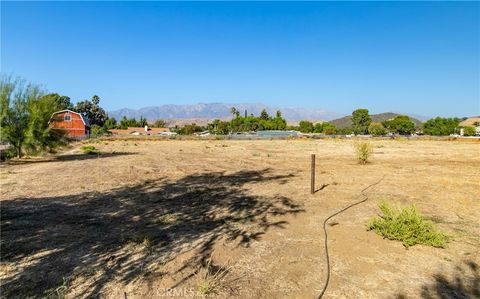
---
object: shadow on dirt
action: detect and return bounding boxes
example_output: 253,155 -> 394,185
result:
396,260 -> 479,299
1,168 -> 303,297
4,151 -> 136,165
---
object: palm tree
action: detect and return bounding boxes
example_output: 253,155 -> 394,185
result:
230,107 -> 240,118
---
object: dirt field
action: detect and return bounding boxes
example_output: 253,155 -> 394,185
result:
1,138 -> 479,298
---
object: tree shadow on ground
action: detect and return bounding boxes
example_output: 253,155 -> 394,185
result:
396,260 -> 479,299
1,168 -> 303,298
4,151 -> 136,165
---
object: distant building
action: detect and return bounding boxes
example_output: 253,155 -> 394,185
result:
49,110 -> 90,139
109,126 -> 170,135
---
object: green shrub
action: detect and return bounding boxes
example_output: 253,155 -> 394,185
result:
368,202 -> 449,248
80,145 -> 98,155
90,124 -> 106,137
353,142 -> 373,164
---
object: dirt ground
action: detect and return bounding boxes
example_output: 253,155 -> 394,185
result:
1,138 -> 479,298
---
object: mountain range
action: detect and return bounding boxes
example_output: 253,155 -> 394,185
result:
108,103 -> 343,123
108,103 -> 427,127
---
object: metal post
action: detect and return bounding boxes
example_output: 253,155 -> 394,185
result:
311,154 -> 315,194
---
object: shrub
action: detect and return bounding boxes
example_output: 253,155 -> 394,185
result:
80,145 -> 98,155
353,142 -> 373,164
90,124 -> 106,137
368,202 -> 449,248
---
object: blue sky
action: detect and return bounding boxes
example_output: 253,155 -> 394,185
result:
1,1 -> 479,117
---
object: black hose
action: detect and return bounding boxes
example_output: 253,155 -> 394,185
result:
317,176 -> 385,299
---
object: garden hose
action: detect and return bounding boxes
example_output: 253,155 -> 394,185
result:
317,176 -> 385,299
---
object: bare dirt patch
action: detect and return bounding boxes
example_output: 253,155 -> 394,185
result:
1,139 -> 479,298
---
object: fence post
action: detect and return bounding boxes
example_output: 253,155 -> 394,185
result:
311,154 -> 315,194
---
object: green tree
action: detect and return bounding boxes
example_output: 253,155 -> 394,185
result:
230,107 -> 240,118
138,116 -> 148,127
209,109 -> 287,133
25,94 -> 66,154
0,78 -> 32,158
40,93 -> 73,110
176,123 -> 205,135
298,120 -> 314,133
208,119 -> 230,135
463,126 -> 476,136
352,109 -> 372,135
260,109 -> 270,121
322,123 -> 337,135
104,117 -> 117,129
1,77 -> 65,158
385,115 -> 415,135
119,116 -> 138,129
422,117 -> 461,136
368,122 -> 386,136
313,122 -> 324,133
74,95 -> 108,126
152,119 -> 166,128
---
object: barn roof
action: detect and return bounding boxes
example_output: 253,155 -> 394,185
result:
51,110 -> 90,127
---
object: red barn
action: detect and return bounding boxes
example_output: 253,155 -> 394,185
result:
49,110 -> 90,139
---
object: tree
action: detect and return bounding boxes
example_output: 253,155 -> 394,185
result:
138,116 -> 148,127
119,116 -> 138,129
208,119 -> 230,135
0,78 -> 31,158
176,123 -> 204,135
40,93 -> 73,110
260,109 -> 270,121
208,109 -> 287,133
152,119 -> 166,128
463,126 -> 476,136
92,95 -> 100,106
422,117 -> 461,136
1,76 -> 65,158
368,122 -> 386,136
104,117 -> 117,129
313,122 -> 324,133
74,95 -> 108,126
352,109 -> 371,135
230,107 -> 240,118
25,93 -> 66,154
385,115 -> 415,135
298,120 -> 314,133
322,123 -> 337,135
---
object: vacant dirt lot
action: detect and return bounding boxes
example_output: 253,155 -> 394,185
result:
1,138 -> 479,298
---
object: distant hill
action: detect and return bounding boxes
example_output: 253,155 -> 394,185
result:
329,112 -> 423,128
108,103 -> 342,123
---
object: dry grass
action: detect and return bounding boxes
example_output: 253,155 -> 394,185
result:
196,255 -> 233,297
1,138 -> 479,298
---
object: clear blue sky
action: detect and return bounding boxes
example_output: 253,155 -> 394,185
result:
2,1 -> 479,117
